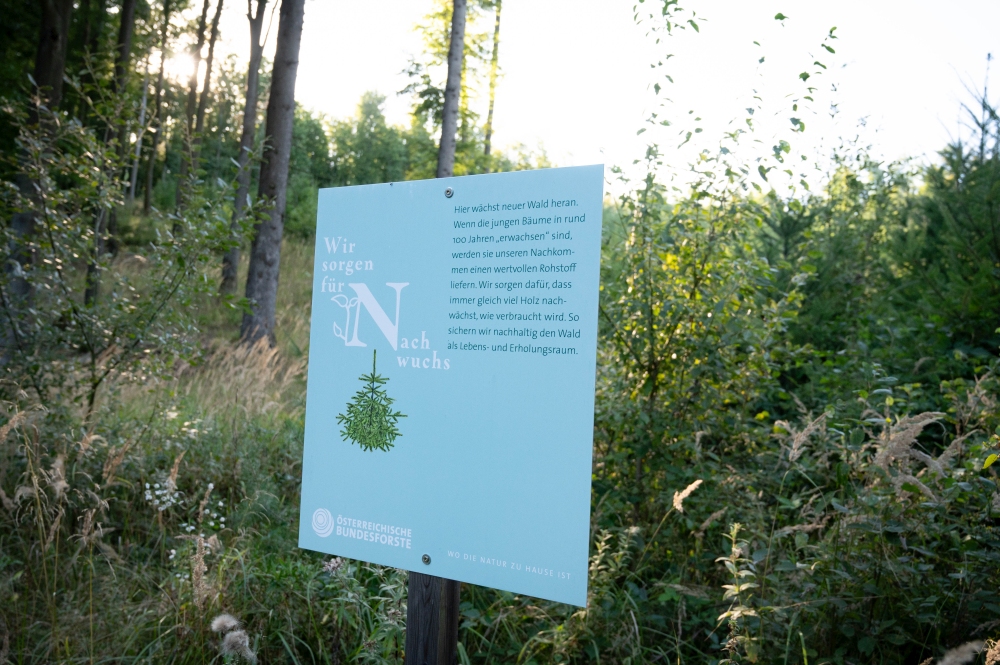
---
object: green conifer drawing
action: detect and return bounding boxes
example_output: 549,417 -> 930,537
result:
337,350 -> 406,452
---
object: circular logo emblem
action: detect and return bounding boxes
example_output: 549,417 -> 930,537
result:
312,508 -> 334,537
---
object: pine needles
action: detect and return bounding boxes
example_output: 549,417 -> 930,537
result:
337,350 -> 406,452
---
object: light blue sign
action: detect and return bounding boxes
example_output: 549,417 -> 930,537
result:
298,165 -> 604,606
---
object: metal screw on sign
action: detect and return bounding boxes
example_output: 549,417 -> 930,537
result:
421,554 -> 431,565
444,187 -> 454,198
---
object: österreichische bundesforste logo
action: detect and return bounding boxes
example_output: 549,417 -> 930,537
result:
312,508 -> 334,537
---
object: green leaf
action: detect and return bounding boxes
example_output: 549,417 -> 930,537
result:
984,453 -> 998,470
799,72 -> 810,81
774,12 -> 788,20
758,165 -> 769,181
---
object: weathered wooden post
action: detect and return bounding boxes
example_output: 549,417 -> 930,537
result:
404,573 -> 460,665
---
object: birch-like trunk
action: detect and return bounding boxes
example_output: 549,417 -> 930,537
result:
128,59 -> 150,204
143,0 -> 172,215
194,0 -> 225,145
220,0 -> 268,295
174,0 -> 212,210
241,0 -> 306,344
436,0 -> 467,178
483,0 -> 501,170
103,0 -> 137,258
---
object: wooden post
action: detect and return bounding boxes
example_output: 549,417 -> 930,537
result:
405,572 -> 460,665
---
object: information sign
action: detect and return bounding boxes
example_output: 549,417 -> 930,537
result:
298,165 -> 604,606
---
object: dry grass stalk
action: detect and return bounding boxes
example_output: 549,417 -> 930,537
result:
937,641 -> 984,665
874,412 -> 944,470
49,455 -> 68,500
775,413 -> 826,463
13,484 -> 35,503
775,515 -> 830,537
694,507 -> 727,538
672,479 -> 703,513
102,438 -> 136,485
183,338 -> 305,419
197,483 -> 214,524
44,507 -> 64,549
936,429 -> 978,468
191,536 -> 212,610
169,451 -> 185,487
0,410 -> 29,445
891,473 -> 938,501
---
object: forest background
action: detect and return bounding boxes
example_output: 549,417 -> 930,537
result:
0,0 -> 999,664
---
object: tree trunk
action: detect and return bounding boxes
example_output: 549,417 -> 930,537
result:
435,0 -> 466,178
33,0 -> 75,109
128,58 -> 150,204
104,0 -> 138,257
404,0 -> 468,652
240,0 -> 305,344
194,0 -> 224,151
174,0 -> 212,211
220,0 -> 268,296
111,0 -> 136,94
143,0 -> 171,215
483,0 -> 501,170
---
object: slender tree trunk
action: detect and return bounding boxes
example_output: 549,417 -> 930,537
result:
175,0 -> 212,211
221,0 -> 267,296
483,0 -> 501,170
128,58 -> 150,204
435,0 -> 466,178
143,0 -> 171,215
240,0 -> 305,344
194,0 -> 224,153
103,0 -> 138,259
404,0 -> 467,647
111,0 -> 137,94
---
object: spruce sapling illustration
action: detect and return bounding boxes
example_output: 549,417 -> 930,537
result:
338,350 -> 406,451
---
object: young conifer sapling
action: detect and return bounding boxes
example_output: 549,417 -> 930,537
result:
337,350 -> 406,451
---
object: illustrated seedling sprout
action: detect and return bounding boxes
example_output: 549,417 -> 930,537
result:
337,350 -> 406,451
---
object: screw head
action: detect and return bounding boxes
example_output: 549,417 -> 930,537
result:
421,554 -> 431,565
444,187 -> 454,198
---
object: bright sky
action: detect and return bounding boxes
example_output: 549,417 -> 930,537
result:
209,0 -> 999,186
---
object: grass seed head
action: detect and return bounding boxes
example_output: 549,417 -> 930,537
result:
672,479 -> 703,513
220,629 -> 256,663
937,641 -> 984,665
210,613 -> 241,633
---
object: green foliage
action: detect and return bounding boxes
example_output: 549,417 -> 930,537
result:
337,350 -> 406,452
1,1 -> 1000,663
0,92 -> 249,415
329,93 -> 407,187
